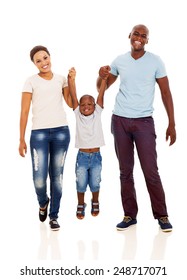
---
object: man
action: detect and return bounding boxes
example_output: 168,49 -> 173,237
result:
97,24 -> 176,232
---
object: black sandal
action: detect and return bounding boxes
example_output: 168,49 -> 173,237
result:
76,203 -> 87,219
91,200 -> 99,216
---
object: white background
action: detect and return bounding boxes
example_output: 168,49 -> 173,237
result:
1,0 -> 186,279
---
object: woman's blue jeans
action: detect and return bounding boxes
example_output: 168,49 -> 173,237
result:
30,126 -> 70,220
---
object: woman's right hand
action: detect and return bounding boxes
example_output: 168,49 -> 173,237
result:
19,140 -> 27,157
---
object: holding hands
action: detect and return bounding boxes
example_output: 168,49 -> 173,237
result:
68,67 -> 76,80
99,65 -> 111,80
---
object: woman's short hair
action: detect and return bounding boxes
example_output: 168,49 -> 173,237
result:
30,45 -> 50,62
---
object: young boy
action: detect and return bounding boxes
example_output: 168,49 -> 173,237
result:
68,67 -> 108,219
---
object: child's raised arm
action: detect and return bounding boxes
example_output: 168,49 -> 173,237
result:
96,78 -> 107,108
68,67 -> 79,110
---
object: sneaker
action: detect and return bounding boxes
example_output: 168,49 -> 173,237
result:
39,198 -> 49,222
158,216 -> 172,232
116,216 -> 137,231
49,219 -> 60,231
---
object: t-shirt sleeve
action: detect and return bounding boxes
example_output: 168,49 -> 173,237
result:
62,76 -> 68,88
95,103 -> 103,114
155,56 -> 167,79
110,57 -> 119,76
74,106 -> 79,115
22,78 -> 33,93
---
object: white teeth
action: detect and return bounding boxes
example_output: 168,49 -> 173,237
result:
135,41 -> 141,45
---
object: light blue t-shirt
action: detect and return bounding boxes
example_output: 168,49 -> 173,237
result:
110,51 -> 167,118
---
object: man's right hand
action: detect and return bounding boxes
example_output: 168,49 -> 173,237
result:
99,65 -> 111,80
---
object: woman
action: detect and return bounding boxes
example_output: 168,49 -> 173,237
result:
19,45 -> 73,231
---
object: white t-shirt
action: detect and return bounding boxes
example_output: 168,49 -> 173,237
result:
74,104 -> 105,149
22,73 -> 68,129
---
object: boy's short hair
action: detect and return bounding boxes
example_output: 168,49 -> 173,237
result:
79,95 -> 95,104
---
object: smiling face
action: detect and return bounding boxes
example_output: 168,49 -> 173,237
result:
129,25 -> 149,53
79,95 -> 95,116
33,50 -> 52,74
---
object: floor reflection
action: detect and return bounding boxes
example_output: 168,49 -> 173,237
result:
118,225 -> 137,259
77,240 -> 86,260
37,222 -> 173,261
150,229 -> 172,260
37,223 -> 61,260
77,240 -> 99,260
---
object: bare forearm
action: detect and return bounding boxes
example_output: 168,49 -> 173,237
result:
20,114 -> 28,141
162,93 -> 175,126
97,79 -> 107,107
97,76 -> 109,92
65,93 -> 73,108
97,70 -> 117,92
68,77 -> 78,109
